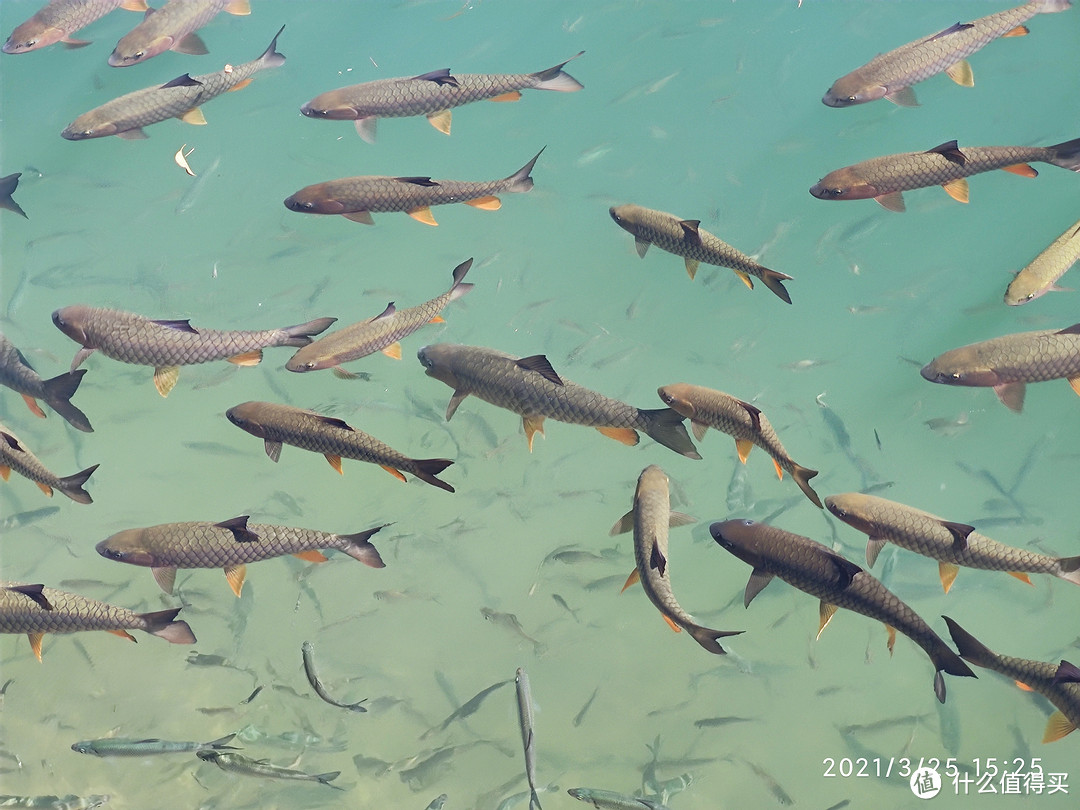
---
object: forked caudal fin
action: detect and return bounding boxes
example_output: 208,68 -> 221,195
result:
1049,137 -> 1080,172
141,608 -> 196,644
58,464 -> 99,504
412,458 -> 455,492
42,369 -> 93,432
504,148 -> 545,193
639,407 -> 701,459
791,463 -> 822,508
281,317 -> 337,347
532,51 -> 585,92
942,615 -> 995,669
341,524 -> 389,567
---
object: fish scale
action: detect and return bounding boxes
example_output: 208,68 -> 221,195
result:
109,0 -> 247,66
289,171 -> 527,214
0,422 -> 97,503
339,72 -> 560,117
1005,217 -> 1080,305
926,326 -> 1080,384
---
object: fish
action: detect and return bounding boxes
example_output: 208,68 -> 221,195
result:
425,678 -> 511,738
417,343 -> 700,458
611,466 -> 742,655
96,516 -> 386,597
425,796 -> 448,810
196,750 -> 343,789
480,608 -> 546,656
822,0 -> 1072,108
52,305 -> 335,397
61,25 -> 285,139
301,640 -> 367,712
658,383 -> 820,507
3,0 -> 146,52
742,759 -> 795,806
824,492 -> 1080,592
226,401 -> 455,492
920,322 -> 1080,412
0,796 -> 110,809
108,0 -> 252,67
609,205 -> 792,303
71,733 -> 237,756
566,788 -> 670,810
0,424 -> 97,503
283,149 -> 542,226
810,137 -> 1080,212
287,258 -> 474,376
693,716 -> 753,728
1004,215 -> 1080,305
709,520 -> 976,702
0,173 -> 27,218
0,581 -> 194,661
0,333 -> 92,431
0,506 -> 60,532
301,53 -> 583,143
572,686 -> 599,727
943,617 -> 1080,743
515,667 -> 542,810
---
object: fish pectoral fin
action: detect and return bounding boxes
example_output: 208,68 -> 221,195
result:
407,207 -> 438,226
354,117 -> 377,143
489,90 -> 522,102
71,347 -> 95,371
1008,571 -> 1034,586
875,191 -> 906,212
517,354 -> 564,385
293,550 -> 328,563
743,569 -> 773,607
174,32 -> 209,56
733,268 -> 755,290
224,565 -> 246,597
325,454 -> 343,474
343,211 -> 375,224
445,389 -> 469,420
27,632 -> 44,662
690,420 -> 708,441
180,107 -> 207,125
884,624 -> 896,654
523,415 -> 546,452
942,177 -> 969,203
684,258 -> 699,280
884,85 -> 918,107
1002,163 -> 1038,177
228,350 -> 262,366
816,602 -> 838,639
117,128 -> 149,140
35,482 -> 54,497
225,0 -> 251,15
939,561 -> 960,594
735,438 -> 753,464
1044,711 -> 1077,743
609,509 -> 634,536
865,537 -> 887,568
650,543 -> 667,576
634,236 -> 650,258
152,566 -> 178,594
661,613 -> 682,633
940,520 -> 975,551
426,109 -> 452,135
108,629 -> 137,642
381,342 -> 402,360
226,78 -> 254,93
332,366 -> 362,380
621,568 -> 640,592
264,439 -> 282,462
1002,24 -> 1030,38
381,465 -> 407,483
993,381 -> 1025,412
944,59 -> 973,87
596,426 -> 638,445
21,395 -> 46,418
772,458 -> 783,480
153,366 -> 180,397
464,195 -> 501,210
669,511 -> 696,528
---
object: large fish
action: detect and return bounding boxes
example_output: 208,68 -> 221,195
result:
823,0 -> 1072,108
514,667 -> 542,810
52,304 -> 335,397
195,750 -> 342,789
709,519 -> 976,702
610,466 -> 742,655
301,53 -> 583,143
225,401 -> 455,492
72,734 -> 237,756
810,137 -> 1080,212
0,173 -> 28,218
417,343 -> 700,458
0,423 -> 97,503
3,0 -> 146,53
96,517 -> 386,597
109,0 -> 251,67
943,617 -> 1080,742
825,492 -> 1080,592
920,323 -> 1080,412
287,258 -> 473,376
0,581 -> 194,661
1004,215 -> 1080,305
61,25 -> 284,139
0,332 -> 92,431
608,205 -> 792,304
283,149 -> 542,226
657,383 -> 820,507
567,788 -> 671,810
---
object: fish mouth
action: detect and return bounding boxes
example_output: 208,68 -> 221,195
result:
283,196 -> 318,213
809,182 -> 842,200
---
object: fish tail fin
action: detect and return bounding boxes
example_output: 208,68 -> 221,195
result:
281,317 -> 337,347
1055,554 -> 1080,585
341,524 -> 388,568
413,458 -> 455,492
57,463 -> 99,504
689,624 -> 744,655
1048,137 -> 1080,172
505,147 -> 545,193
140,608 -> 196,644
533,51 -> 585,92
639,407 -> 701,459
790,463 -> 822,507
259,24 -> 286,68
315,771 -> 344,789
41,369 -> 93,432
1035,0 -> 1072,13
528,787 -> 544,810
942,615 -> 994,670
0,173 -> 27,219
449,257 -> 475,301
760,268 -> 793,304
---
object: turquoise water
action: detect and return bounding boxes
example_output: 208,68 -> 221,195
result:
1,0 -> 1079,807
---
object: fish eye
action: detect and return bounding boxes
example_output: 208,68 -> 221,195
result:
740,519 -> 755,527
101,547 -> 126,561
135,51 -> 145,59
51,312 -> 65,328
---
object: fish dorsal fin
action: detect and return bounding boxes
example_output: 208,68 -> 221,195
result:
817,602 -> 839,639
927,140 -> 966,165
609,509 -> 634,536
885,86 -> 918,107
412,68 -> 459,87
407,207 -> 438,226
634,236 -> 650,258
1053,660 -> 1080,684
427,109 -> 452,135
161,73 -> 202,89
264,439 -> 282,462
216,515 -> 259,543
152,318 -> 199,333
315,414 -> 353,432
621,568 -> 640,592
827,553 -> 862,589
942,177 -> 969,203
7,584 -> 52,611
650,542 -> 667,576
1056,323 -> 1080,336
744,568 -> 773,607
927,21 -> 974,42
865,537 -> 887,568
940,520 -> 974,550
224,564 -> 246,597
1043,711 -> 1077,743
945,59 -> 973,87
939,561 -> 960,594
153,366 -> 180,397
152,566 -> 177,594
875,191 -> 906,212
678,219 -> 701,245
516,355 -> 563,385
0,431 -> 22,452
373,302 -> 396,321
737,399 -> 762,432
396,176 -> 440,187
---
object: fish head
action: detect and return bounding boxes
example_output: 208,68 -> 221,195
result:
284,346 -> 324,373
657,384 -> 695,418
709,519 -> 769,568
822,75 -> 887,107
608,204 -> 642,233
226,402 -> 269,437
60,114 -> 118,141
1003,275 -> 1044,306
416,344 -> 461,388
920,347 -> 999,387
824,494 -> 876,534
70,741 -> 97,755
96,531 -> 157,567
283,186 -> 344,215
51,306 -> 93,345
2,22 -> 64,54
809,168 -> 878,201
109,35 -> 173,67
299,92 -> 362,120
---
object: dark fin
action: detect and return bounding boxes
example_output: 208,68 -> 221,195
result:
927,140 -> 966,165
940,521 -> 974,551
1053,660 -> 1080,684
282,317 -> 337,347
737,400 -> 762,432
1044,711 -> 1077,743
532,51 -> 585,92
760,269 -> 793,304
152,566 -> 177,594
939,562 -> 960,594
408,207 -> 438,226
215,515 -> 260,543
340,525 -> 388,568
609,509 -> 634,536
140,608 -> 196,644
1058,323 -> 1080,335
678,219 -> 702,245
688,625 -> 743,656
927,22 -> 975,41
517,355 -> 563,385
450,257 -> 473,289
315,772 -> 344,790
331,366 -> 362,380
505,147 -> 545,193
174,32 -> 208,55
314,414 -> 353,431
825,552 -> 863,589
41,369 -> 93,432
639,407 -> 700,459
0,173 -> 27,218
1056,554 -> 1080,586
6,583 -> 52,611
885,86 -> 918,107
427,109 -> 452,135
396,176 -> 440,187
445,389 -> 469,420
875,191 -> 906,212
412,458 -> 455,492
1048,137 -> 1080,172
791,463 -> 822,507
934,670 -> 947,704
161,73 -> 203,89
743,569 -> 773,607
412,68 -> 459,87
151,318 -> 199,333
258,24 -> 286,69
207,733 -> 240,750
650,543 -> 667,576
993,381 -> 1025,412
57,464 -> 98,504
373,302 -> 396,321
944,59 -> 973,87
942,616 -> 994,669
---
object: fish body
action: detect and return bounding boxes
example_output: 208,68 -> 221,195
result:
920,323 -> 1080,412
0,333 -> 92,431
3,0 -> 146,53
71,734 -> 236,756
225,401 -> 455,491
709,520 -> 975,702
283,149 -> 542,225
609,205 -> 792,303
657,383 -> 820,506
300,53 -> 583,142
287,259 -> 473,374
825,492 -> 1080,591
944,617 -> 1080,743
196,750 -> 342,789
96,517 -> 385,596
0,423 -> 97,503
0,581 -> 194,660
52,305 -> 334,397
109,0 -> 251,66
417,343 -> 699,458
810,138 -> 1080,211
302,640 -> 368,712
0,173 -> 28,218
1005,216 -> 1080,305
515,667 -> 542,810
0,796 -> 110,809
480,608 -> 546,655
567,788 -> 670,810
61,25 -> 284,139
823,0 -> 1072,108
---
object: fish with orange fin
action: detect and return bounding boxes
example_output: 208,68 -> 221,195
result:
96,518 -> 386,597
0,581 -> 194,661
943,617 -> 1080,743
3,0 -> 147,53
810,137 -> 1080,211
1004,215 -> 1080,305
0,332 -> 92,432
108,0 -> 252,67
0,423 -> 97,503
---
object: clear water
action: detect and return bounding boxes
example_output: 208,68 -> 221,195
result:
1,0 -> 1079,807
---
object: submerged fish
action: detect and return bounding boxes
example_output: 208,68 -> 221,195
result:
0,333 -> 92,431
71,734 -> 237,756
515,668 -> 542,810
823,0 -> 1072,108
196,750 -> 343,789
287,259 -> 473,376
658,383 -> 820,506
709,520 -> 976,702
52,305 -> 334,397
567,788 -> 670,810
1004,215 -> 1080,305
3,0 -> 145,53
920,323 -> 1080,412
426,678 -> 511,737
0,506 -> 60,531
226,401 -> 455,491
301,640 -> 368,712
301,53 -> 583,143
480,608 -> 546,656
96,517 -> 385,597
284,150 -> 542,226
825,493 -> 1080,592
0,423 -> 97,503
0,173 -> 28,218
609,205 -> 792,303
0,581 -> 194,661
108,0 -> 251,67
62,25 -> 285,139
810,137 -> 1080,211
417,344 -> 700,458
0,795 -> 110,809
